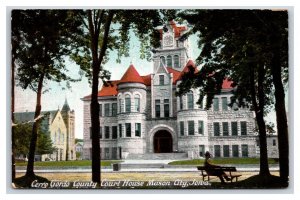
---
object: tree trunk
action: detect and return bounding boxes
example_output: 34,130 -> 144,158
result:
25,74 -> 44,177
11,56 -> 15,182
249,62 -> 270,176
270,47 -> 289,184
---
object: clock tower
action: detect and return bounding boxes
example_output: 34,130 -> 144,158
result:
153,21 -> 190,72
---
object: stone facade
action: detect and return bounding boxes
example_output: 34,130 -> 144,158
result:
82,22 -> 278,160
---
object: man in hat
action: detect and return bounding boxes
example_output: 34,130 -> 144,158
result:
204,151 -> 232,183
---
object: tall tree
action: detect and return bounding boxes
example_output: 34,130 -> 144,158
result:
70,9 -> 162,184
12,10 -> 81,179
177,10 -> 288,181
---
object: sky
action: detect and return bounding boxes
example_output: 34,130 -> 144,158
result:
14,13 -> 278,140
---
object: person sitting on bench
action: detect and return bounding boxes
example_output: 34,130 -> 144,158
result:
204,151 -> 232,183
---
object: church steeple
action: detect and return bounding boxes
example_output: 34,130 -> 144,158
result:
62,98 -> 70,112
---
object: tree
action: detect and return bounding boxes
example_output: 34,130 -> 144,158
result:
70,9 -> 163,184
177,10 -> 288,182
12,10 -> 82,180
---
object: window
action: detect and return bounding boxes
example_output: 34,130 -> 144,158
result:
134,95 -> 140,112
125,94 -> 131,112
187,92 -> 194,109
112,103 -> 117,116
222,122 -> 229,136
214,145 -> 221,157
231,122 -> 238,136
180,121 -> 184,136
159,75 -> 164,85
188,121 -> 195,135
119,99 -> 122,113
160,56 -> 166,67
164,99 -> 170,117
105,126 -> 110,139
167,55 -> 172,67
174,55 -> 179,68
223,145 -> 230,157
199,145 -> 205,157
198,121 -> 204,135
125,123 -> 131,137
112,126 -> 118,139
179,96 -> 183,110
232,145 -> 239,157
222,97 -> 228,111
273,139 -> 276,146
104,103 -> 110,116
99,104 -> 102,117
135,123 -> 141,137
241,121 -> 247,135
176,40 -> 179,48
119,124 -> 122,138
213,122 -> 220,136
105,148 -> 110,159
155,99 -> 160,118
213,98 -> 219,111
242,144 -> 248,157
99,126 -> 102,139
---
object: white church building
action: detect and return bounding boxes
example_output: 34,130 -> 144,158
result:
82,21 -> 278,160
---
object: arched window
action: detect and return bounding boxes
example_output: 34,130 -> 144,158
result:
119,98 -> 122,113
134,94 -> 140,112
167,55 -> 172,67
160,56 -> 166,67
174,55 -> 179,68
125,94 -> 131,113
187,92 -> 194,109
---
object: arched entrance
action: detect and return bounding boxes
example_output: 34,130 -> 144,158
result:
153,130 -> 173,153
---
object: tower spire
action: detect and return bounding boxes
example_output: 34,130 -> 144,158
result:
62,97 -> 70,112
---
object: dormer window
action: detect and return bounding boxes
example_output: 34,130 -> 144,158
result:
159,75 -> 164,85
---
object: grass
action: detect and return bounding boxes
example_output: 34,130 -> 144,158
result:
168,158 -> 279,165
15,160 -> 122,167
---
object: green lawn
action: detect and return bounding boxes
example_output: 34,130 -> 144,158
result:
168,158 -> 279,165
15,160 -> 122,167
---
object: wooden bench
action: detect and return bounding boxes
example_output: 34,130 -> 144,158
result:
197,166 -> 242,183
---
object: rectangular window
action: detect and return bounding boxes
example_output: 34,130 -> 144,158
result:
159,75 -> 164,85
135,123 -> 141,137
112,147 -> 118,159
119,99 -> 122,113
164,99 -> 169,117
241,121 -> 247,135
213,98 -> 219,111
273,139 -> 276,146
125,98 -> 131,113
112,103 -> 117,116
242,144 -> 248,157
125,123 -> 131,137
179,96 -> 183,110
180,121 -> 184,136
155,99 -> 160,118
199,145 -> 205,157
231,122 -> 238,136
105,148 -> 110,159
99,126 -> 102,139
222,97 -> 228,111
198,121 -> 204,135
104,103 -> 110,116
112,126 -> 118,139
187,93 -> 194,109
135,97 -> 140,112
232,145 -> 239,157
213,122 -> 220,136
99,104 -> 102,117
222,122 -> 229,136
188,121 -> 195,135
214,145 -> 221,157
105,126 -> 110,139
119,124 -> 122,138
223,145 -> 230,157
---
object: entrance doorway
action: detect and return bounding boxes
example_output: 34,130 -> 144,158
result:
153,130 -> 173,153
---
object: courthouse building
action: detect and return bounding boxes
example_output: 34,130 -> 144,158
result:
82,21 -> 278,160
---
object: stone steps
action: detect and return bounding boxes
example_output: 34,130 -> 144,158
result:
125,153 -> 188,160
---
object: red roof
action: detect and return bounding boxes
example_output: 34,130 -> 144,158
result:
141,75 -> 151,86
158,20 -> 187,39
83,80 -> 120,99
118,64 -> 145,84
222,79 -> 233,89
